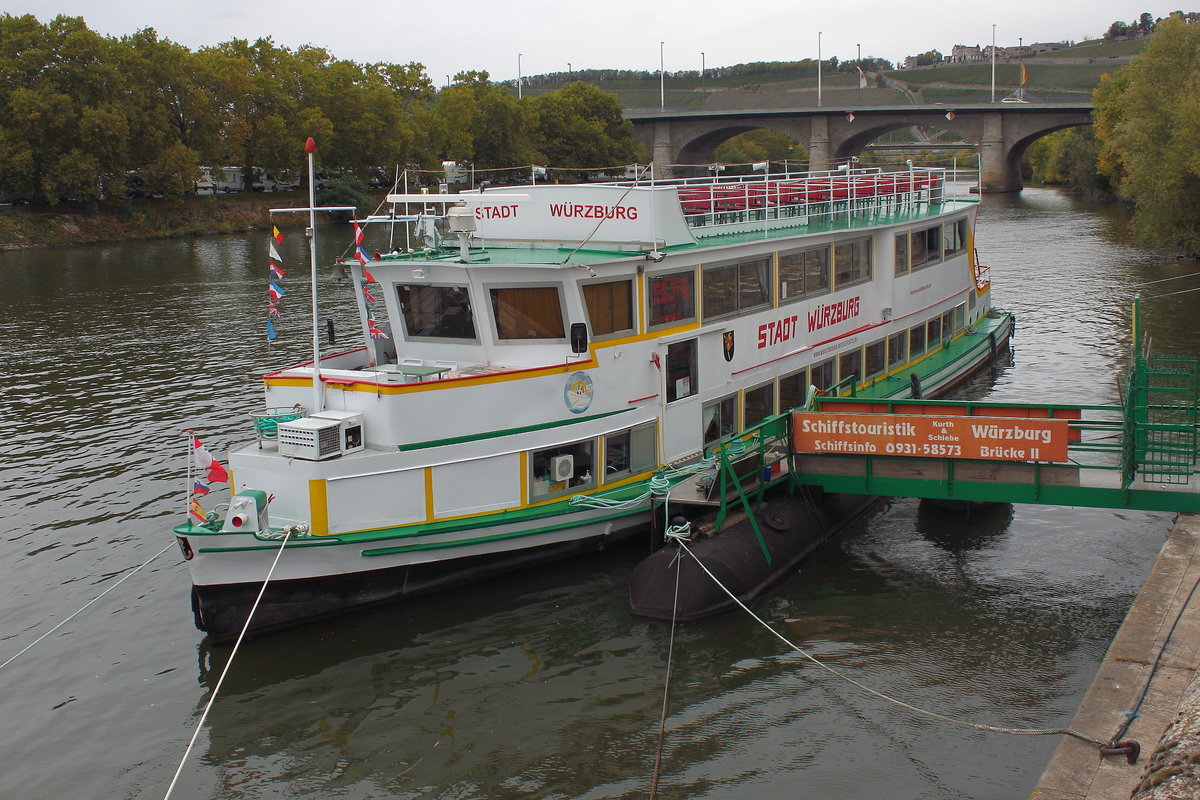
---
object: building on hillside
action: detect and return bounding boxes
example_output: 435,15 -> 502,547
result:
949,44 -> 985,62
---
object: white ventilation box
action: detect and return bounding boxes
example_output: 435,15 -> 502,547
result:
313,410 -> 365,455
278,417 -> 345,461
551,454 -> 575,482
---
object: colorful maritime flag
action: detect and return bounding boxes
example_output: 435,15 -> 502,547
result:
272,225 -> 284,244
367,316 -> 389,340
266,318 -> 278,341
361,267 -> 377,284
191,434 -> 229,484
362,285 -> 377,305
267,302 -> 281,318
192,480 -> 210,497
269,261 -> 285,279
268,280 -> 286,302
189,498 -> 208,524
355,244 -> 373,265
269,241 -> 283,263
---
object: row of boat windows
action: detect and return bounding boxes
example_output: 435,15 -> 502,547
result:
671,303 -> 968,443
524,302 -> 969,501
530,421 -> 658,502
394,217 -> 969,343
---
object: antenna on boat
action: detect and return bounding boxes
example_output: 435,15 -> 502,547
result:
270,137 -> 357,417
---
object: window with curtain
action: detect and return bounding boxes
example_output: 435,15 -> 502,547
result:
583,279 -> 634,337
490,286 -> 566,339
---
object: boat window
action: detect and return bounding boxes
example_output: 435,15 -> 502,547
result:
894,232 -> 910,276
865,339 -> 886,378
666,339 -> 697,402
968,289 -> 977,311
779,369 -> 807,412
909,325 -> 926,356
583,279 -> 635,337
953,303 -> 966,332
648,270 -> 696,328
838,349 -> 862,391
911,225 -> 942,270
702,394 -> 738,446
887,331 -> 907,368
927,316 -> 942,346
778,245 -> 831,304
490,286 -> 566,340
744,382 -> 774,428
702,257 -> 770,320
943,218 -> 968,257
811,358 -> 835,392
530,439 -> 596,501
941,310 -> 954,336
603,422 -> 657,482
834,237 -> 872,289
397,284 -> 477,340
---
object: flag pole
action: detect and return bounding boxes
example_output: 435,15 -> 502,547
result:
305,137 -> 323,416
185,430 -> 193,528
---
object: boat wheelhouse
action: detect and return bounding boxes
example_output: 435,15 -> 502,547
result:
175,164 -> 1011,640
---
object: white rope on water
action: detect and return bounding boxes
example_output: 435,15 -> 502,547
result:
162,530 -> 292,800
674,539 -> 1111,747
648,540 -> 683,800
0,541 -> 177,672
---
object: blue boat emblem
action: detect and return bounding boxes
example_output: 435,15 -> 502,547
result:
564,372 -> 594,414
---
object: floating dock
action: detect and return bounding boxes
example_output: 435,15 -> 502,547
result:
1031,512 -> 1200,799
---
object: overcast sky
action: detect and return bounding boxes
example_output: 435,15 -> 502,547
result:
7,1 -> 1177,83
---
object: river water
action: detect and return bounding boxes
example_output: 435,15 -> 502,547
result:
1,188 -> 1197,799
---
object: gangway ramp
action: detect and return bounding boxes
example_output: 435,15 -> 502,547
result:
790,389 -> 1200,513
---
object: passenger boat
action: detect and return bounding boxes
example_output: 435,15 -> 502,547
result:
174,158 -> 1012,641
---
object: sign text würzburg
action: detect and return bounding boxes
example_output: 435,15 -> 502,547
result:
792,413 -> 1070,463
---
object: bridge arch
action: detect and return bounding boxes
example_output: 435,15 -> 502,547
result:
629,104 -> 1094,193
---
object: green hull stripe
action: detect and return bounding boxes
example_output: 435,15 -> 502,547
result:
397,407 -> 632,451
361,507 -> 649,556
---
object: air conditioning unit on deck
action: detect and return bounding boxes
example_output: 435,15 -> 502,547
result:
278,418 -> 344,461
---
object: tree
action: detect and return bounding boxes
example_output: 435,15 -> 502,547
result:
530,82 -> 640,168
1093,16 -> 1200,248
713,129 -> 806,166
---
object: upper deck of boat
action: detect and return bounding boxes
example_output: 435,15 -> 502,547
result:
372,167 -> 978,268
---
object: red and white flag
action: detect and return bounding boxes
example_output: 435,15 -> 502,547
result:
191,434 -> 229,484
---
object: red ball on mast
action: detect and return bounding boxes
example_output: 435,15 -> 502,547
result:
305,137 -> 315,153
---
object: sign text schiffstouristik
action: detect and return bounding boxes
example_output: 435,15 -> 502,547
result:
792,413 -> 1071,463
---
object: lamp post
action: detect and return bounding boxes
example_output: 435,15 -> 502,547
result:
517,53 -> 523,99
659,41 -> 665,111
701,51 -> 705,94
856,42 -> 862,98
817,31 -> 823,108
990,24 -> 996,102
567,62 -> 572,79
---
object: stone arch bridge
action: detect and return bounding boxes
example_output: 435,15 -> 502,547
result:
628,104 -> 1094,192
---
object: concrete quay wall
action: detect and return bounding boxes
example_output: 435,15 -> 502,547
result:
1032,513 -> 1200,800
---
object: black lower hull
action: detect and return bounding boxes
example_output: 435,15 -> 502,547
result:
628,491 -> 876,620
193,525 -> 638,643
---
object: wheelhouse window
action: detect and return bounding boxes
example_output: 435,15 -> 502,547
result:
703,394 -> 738,446
744,383 -> 774,428
530,439 -> 596,500
666,339 -> 697,402
911,225 -> 942,270
894,232 -> 910,276
943,218 -> 968,257
834,238 -> 872,289
648,270 -> 696,328
490,286 -> 566,340
583,279 -> 635,338
604,422 -> 657,482
397,284 -> 477,340
703,258 -> 770,320
779,245 -> 831,303
865,339 -> 886,378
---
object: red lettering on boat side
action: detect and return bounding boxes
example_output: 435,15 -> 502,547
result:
756,314 -> 800,349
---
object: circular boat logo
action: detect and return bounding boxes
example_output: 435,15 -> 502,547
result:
564,372 -> 594,414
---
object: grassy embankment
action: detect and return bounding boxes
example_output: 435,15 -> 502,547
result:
0,190 -> 388,250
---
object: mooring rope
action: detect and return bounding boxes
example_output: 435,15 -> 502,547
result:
674,539 -> 1113,748
0,541 -> 176,672
648,543 -> 684,799
162,530 -> 292,800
